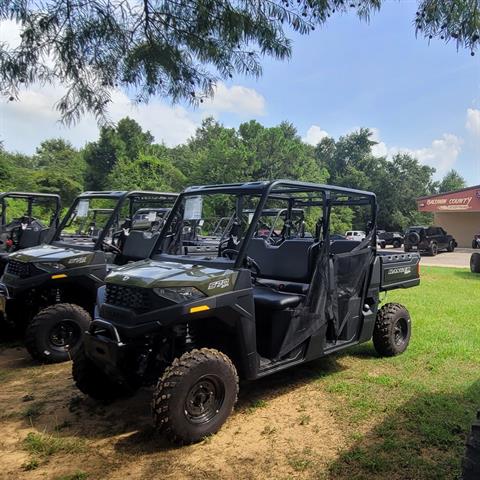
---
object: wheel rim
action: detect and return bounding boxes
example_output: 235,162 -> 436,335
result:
48,320 -> 81,351
184,374 -> 225,425
393,317 -> 409,346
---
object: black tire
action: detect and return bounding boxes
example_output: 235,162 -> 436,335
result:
393,240 -> 402,249
462,411 -> 480,480
373,303 -> 411,357
25,303 -> 91,363
429,242 -> 438,256
404,245 -> 411,253
407,232 -> 420,246
470,253 -> 480,273
72,348 -> 132,401
153,348 -> 239,444
472,240 -> 478,249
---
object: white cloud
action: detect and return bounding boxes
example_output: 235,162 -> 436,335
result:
200,83 -> 266,117
397,134 -> 463,175
466,108 -> 480,137
0,80 -> 267,153
369,128 -> 462,176
0,85 -> 199,152
303,125 -> 330,145
370,128 -> 388,157
0,19 -> 21,48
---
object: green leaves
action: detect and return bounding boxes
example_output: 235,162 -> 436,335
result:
0,0 -> 381,123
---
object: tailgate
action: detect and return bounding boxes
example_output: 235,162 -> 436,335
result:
379,252 -> 420,291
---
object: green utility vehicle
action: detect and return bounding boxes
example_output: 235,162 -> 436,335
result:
0,190 -> 177,362
0,192 -> 61,273
73,180 -> 420,444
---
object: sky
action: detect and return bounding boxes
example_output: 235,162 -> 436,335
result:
0,2 -> 479,183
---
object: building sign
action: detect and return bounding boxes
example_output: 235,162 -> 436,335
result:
417,188 -> 480,213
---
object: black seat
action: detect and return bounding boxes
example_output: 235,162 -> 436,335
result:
246,238 -> 317,282
330,240 -> 361,254
18,228 -> 44,249
253,286 -> 303,311
122,230 -> 160,261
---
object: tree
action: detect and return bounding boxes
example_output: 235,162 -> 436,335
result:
438,169 -> 466,193
115,118 -> 154,161
1,1 -> 477,123
36,138 -> 86,185
239,120 -> 328,183
108,152 -> 186,192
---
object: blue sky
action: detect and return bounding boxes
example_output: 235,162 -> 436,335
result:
1,1 -> 479,183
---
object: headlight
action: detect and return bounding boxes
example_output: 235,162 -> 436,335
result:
153,286 -> 205,303
34,262 -> 66,272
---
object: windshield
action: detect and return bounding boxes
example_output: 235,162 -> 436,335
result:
55,193 -> 177,250
154,187 -> 326,262
0,196 -> 58,229
59,198 -> 120,240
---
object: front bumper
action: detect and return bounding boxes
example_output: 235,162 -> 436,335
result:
84,320 -> 131,383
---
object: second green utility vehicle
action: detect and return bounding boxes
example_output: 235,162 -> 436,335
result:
0,192 -> 61,273
0,190 -> 177,362
73,180 -> 420,444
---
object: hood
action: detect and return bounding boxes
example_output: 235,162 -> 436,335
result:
10,244 -> 95,267
106,259 -> 238,295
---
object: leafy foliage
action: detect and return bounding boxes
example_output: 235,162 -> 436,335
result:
2,1 -> 477,122
438,169 -> 466,193
0,115 -> 458,232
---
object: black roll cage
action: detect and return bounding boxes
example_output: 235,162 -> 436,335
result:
154,180 -> 377,268
0,191 -> 61,227
54,190 -> 178,250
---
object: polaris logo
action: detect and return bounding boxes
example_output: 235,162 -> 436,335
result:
208,278 -> 230,290
387,266 -> 412,276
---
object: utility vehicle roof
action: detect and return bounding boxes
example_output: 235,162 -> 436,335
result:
78,191 -> 178,199
184,180 -> 375,198
0,191 -> 60,202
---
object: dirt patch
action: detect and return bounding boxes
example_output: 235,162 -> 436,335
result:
0,346 -> 347,480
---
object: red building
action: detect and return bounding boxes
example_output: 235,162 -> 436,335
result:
417,186 -> 480,247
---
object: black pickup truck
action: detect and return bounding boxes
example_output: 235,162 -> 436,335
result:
404,226 -> 456,256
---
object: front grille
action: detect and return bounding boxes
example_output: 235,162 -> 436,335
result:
6,260 -> 31,278
105,284 -> 151,311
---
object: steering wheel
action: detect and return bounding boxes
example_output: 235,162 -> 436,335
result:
102,239 -> 122,254
245,256 -> 261,277
221,248 -> 238,259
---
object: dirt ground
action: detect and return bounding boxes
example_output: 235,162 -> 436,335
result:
0,344 -> 353,480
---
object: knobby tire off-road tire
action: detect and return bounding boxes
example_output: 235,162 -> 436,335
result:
153,348 -> 239,445
470,253 -> 480,274
447,240 -> 455,252
373,303 -> 411,357
429,242 -> 438,256
393,240 -> 402,249
462,410 -> 480,480
25,303 -> 91,363
72,348 -> 133,402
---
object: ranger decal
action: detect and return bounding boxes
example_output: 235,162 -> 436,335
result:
208,278 -> 230,290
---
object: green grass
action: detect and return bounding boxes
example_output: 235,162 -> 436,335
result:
323,267 -> 480,479
53,472 -> 88,480
23,432 -> 86,458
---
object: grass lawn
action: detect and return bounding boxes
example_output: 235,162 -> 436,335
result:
323,266 -> 480,479
0,266 -> 478,480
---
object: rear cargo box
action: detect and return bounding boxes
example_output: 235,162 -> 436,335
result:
379,252 -> 420,291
